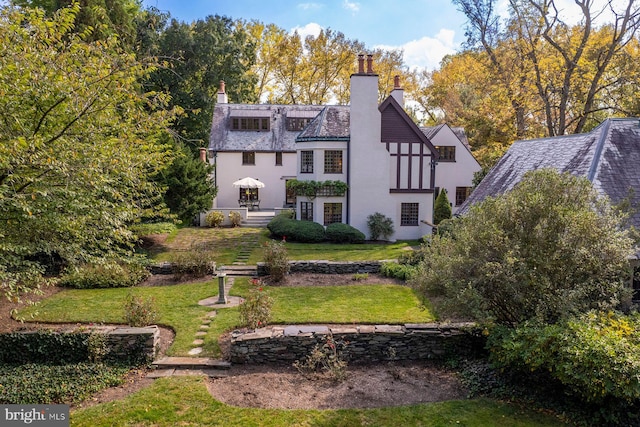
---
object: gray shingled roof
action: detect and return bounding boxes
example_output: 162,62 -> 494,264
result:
208,104 -> 326,152
296,106 -> 351,142
459,118 -> 640,231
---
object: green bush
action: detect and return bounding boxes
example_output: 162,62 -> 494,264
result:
58,260 -> 149,289
488,311 -> 640,404
228,211 -> 242,227
204,210 -> 224,227
263,240 -> 290,282
267,216 -> 325,242
380,262 -> 415,281
410,169 -> 634,326
130,222 -> 177,236
325,223 -> 365,243
239,279 -> 274,329
167,249 -> 215,277
124,292 -> 159,327
0,363 -> 130,404
367,212 -> 394,240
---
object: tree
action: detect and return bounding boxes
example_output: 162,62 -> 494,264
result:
156,144 -> 216,224
139,13 -> 257,151
12,0 -> 142,47
433,189 -> 452,225
410,169 -> 634,327
453,0 -> 640,137
0,5 -> 175,302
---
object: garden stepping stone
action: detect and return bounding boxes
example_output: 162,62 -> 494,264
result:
147,369 -> 175,378
192,339 -> 204,346
195,331 -> 207,337
188,347 -> 203,355
201,318 -> 212,324
199,325 -> 209,330
207,311 -> 217,318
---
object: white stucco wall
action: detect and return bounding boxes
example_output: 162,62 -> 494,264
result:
212,151 -> 296,209
432,126 -> 481,214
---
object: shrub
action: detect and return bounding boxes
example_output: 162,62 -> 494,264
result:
228,211 -> 242,227
130,222 -> 177,236
204,211 -> 224,227
0,363 -> 130,404
352,273 -> 368,281
325,223 -> 365,243
268,216 -> 325,242
239,279 -> 273,329
293,334 -> 349,382
168,249 -> 216,277
410,169 -> 635,326
124,292 -> 158,327
367,212 -> 394,240
433,189 -> 452,225
263,240 -> 290,282
59,260 -> 149,289
489,311 -> 640,404
380,262 -> 415,281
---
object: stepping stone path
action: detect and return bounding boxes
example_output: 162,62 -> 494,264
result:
148,232 -> 261,377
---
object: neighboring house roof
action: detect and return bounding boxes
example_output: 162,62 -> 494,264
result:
421,124 -> 472,150
209,104 -> 326,152
459,118 -> 640,230
296,106 -> 351,142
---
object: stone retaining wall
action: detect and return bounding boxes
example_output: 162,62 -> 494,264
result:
149,262 -> 216,275
257,260 -> 392,276
104,325 -> 160,363
230,323 -> 484,364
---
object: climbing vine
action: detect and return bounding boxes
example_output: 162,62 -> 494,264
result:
286,180 -> 348,199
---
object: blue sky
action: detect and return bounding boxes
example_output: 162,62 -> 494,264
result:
140,0 -> 469,70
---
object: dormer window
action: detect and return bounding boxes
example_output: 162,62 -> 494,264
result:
287,117 -> 313,131
231,117 -> 270,131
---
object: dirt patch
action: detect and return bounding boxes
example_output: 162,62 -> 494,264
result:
207,361 -> 466,409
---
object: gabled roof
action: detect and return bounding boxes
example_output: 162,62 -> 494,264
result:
379,96 -> 439,157
421,124 -> 472,150
208,104 -> 325,152
459,118 -> 640,230
296,106 -> 350,142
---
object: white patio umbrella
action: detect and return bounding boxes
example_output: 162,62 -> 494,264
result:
232,177 -> 265,189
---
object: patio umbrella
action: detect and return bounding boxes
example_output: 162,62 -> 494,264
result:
232,177 -> 265,188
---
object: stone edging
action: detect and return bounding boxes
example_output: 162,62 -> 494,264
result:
230,322 -> 484,364
256,260 -> 395,276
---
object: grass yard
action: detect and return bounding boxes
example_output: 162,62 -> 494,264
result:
283,239 -> 420,261
19,277 -> 432,357
70,376 -> 568,427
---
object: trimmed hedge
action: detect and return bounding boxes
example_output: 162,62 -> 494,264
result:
267,216 -> 326,243
325,223 -> 365,243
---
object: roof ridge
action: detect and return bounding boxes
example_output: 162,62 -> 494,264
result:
587,118 -> 611,182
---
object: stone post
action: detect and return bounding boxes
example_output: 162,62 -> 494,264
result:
216,273 -> 227,304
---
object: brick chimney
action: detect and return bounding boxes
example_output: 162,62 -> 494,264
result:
390,75 -> 404,107
217,80 -> 228,104
199,147 -> 207,163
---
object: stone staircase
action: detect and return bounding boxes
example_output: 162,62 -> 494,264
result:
242,210 -> 275,227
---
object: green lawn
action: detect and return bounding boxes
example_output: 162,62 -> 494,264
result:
282,240 -> 419,261
20,277 -> 431,357
70,376 -> 568,427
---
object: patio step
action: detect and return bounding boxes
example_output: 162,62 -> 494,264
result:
152,357 -> 231,370
218,265 -> 258,276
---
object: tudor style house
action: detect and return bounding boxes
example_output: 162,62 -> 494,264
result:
207,54 -> 480,240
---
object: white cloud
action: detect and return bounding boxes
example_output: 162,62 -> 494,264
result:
297,3 -> 323,11
376,29 -> 458,71
342,0 -> 360,14
291,22 -> 323,38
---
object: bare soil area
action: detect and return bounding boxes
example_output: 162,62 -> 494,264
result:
1,273 -> 468,409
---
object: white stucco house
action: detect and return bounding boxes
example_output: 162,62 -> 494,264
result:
206,54 -> 481,240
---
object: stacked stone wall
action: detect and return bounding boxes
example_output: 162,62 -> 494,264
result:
257,260 -> 392,276
230,323 -> 484,364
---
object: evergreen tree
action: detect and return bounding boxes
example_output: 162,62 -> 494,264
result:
157,145 -> 216,224
433,189 -> 452,225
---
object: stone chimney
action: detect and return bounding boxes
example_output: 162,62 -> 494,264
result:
390,75 -> 404,107
217,80 -> 228,104
199,147 -> 207,163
